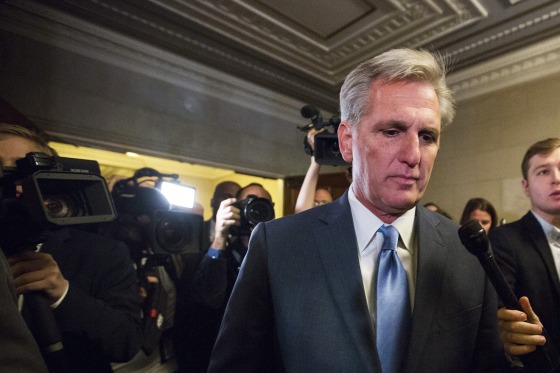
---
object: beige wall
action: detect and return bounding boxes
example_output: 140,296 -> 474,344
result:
422,72 -> 560,224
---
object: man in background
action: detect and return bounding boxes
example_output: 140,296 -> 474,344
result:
491,138 -> 560,368
175,183 -> 274,372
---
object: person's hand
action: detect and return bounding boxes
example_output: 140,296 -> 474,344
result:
306,128 -> 325,153
211,197 -> 240,250
498,296 -> 546,356
8,250 -> 69,304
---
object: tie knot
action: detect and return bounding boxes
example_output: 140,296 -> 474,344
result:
378,225 -> 399,252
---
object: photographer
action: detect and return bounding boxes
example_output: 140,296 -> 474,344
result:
174,183 -> 274,373
294,129 -> 333,213
0,123 -> 142,372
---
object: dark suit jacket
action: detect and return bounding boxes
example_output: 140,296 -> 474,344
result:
0,249 -> 48,372
39,228 -> 143,373
208,193 -> 504,372
174,240 -> 245,373
489,212 -> 560,356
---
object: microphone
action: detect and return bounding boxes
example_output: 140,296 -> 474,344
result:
458,220 -> 560,372
300,104 -> 320,120
24,292 -> 70,372
299,105 -> 324,130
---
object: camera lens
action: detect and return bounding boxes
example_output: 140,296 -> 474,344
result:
42,194 -> 83,218
155,215 -> 190,254
244,198 -> 274,226
325,140 -> 341,158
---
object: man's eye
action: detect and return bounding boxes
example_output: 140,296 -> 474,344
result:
420,132 -> 437,143
383,129 -> 400,137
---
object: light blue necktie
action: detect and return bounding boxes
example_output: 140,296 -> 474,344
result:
376,225 -> 410,373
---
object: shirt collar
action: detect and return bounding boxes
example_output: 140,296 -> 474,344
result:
532,210 -> 560,245
348,186 -> 416,254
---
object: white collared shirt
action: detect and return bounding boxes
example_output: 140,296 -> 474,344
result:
347,186 -> 417,318
532,211 -> 560,280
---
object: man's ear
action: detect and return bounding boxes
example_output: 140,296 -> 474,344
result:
338,121 -> 353,163
521,178 -> 530,198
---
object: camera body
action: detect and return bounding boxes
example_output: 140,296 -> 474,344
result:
0,152 -> 116,255
314,131 -> 347,166
232,197 -> 275,236
148,210 -> 203,255
299,105 -> 350,166
110,171 -> 203,256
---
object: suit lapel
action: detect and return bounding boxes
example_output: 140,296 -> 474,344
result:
522,212 -> 560,296
312,193 -> 377,369
405,208 -> 447,370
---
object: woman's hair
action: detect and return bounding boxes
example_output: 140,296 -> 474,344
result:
340,48 -> 455,129
459,197 -> 498,231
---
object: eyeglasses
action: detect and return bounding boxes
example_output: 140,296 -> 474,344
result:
314,200 -> 329,206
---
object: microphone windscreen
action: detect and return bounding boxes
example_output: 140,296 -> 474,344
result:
458,220 -> 488,256
300,105 -> 319,119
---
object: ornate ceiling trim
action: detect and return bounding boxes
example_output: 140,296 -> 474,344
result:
448,32 -> 560,102
446,3 -> 560,61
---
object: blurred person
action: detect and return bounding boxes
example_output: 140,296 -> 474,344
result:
423,201 -> 453,220
208,49 -> 504,372
0,123 -> 142,372
174,183 -> 274,373
460,197 -> 498,233
203,181 -> 241,250
0,249 -> 48,372
294,129 -> 334,213
490,138 -> 560,369
106,172 -> 205,372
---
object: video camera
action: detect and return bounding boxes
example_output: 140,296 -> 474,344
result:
298,104 -> 350,166
110,168 -> 203,256
0,152 -> 117,256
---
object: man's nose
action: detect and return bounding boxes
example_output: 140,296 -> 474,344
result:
398,135 -> 421,166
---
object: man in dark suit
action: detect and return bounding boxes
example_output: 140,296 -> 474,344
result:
491,137 -> 560,364
208,49 -> 504,372
0,123 -> 142,372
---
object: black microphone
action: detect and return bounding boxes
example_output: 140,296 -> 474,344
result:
300,105 -> 324,130
24,292 -> 70,372
458,220 -> 560,372
300,104 -> 319,120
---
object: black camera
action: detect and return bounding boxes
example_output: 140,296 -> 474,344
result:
149,210 -> 203,255
299,104 -> 350,166
232,197 -> 275,236
110,169 -> 203,256
0,152 -> 116,255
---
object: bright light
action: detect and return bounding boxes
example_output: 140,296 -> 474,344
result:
126,152 -> 139,157
160,181 -> 195,208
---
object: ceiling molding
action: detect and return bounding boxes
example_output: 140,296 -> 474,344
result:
448,33 -> 560,102
0,1 -> 310,122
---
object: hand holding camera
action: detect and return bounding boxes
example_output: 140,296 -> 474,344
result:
211,197 -> 240,250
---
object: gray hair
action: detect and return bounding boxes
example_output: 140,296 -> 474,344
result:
339,48 -> 455,128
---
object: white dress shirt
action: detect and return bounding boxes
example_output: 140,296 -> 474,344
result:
347,186 -> 418,321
